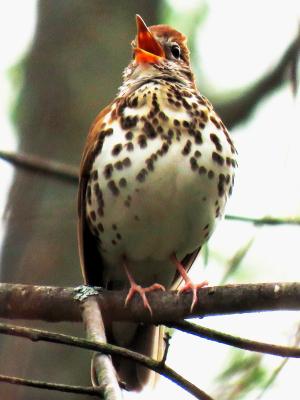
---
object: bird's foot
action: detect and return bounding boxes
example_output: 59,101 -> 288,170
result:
177,279 -> 208,311
125,282 -> 165,315
123,258 -> 165,315
170,253 -> 208,311
74,285 -> 102,302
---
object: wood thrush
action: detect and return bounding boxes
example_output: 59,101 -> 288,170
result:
78,15 -> 237,391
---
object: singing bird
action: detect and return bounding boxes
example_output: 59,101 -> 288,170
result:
78,15 -> 237,391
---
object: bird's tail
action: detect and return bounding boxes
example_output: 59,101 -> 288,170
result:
111,324 -> 165,391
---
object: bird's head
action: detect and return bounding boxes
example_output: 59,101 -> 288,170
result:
120,15 -> 196,94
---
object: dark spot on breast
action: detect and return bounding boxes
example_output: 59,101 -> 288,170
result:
199,110 -> 208,122
124,199 -> 131,207
112,144 -> 122,156
107,180 -> 119,196
120,115 -> 138,129
158,142 -> 169,156
199,166 -> 207,175
125,131 -> 133,140
173,119 -> 180,127
90,210 -> 96,221
158,111 -> 168,121
97,223 -> 104,233
212,152 -> 224,166
143,121 -> 157,139
136,168 -> 148,182
111,239 -> 117,246
119,178 -> 127,187
116,233 -> 122,240
126,142 -> 134,152
183,120 -> 190,128
194,150 -> 201,158
182,98 -> 192,110
138,134 -> 147,148
208,170 -> 214,179
103,164 -> 113,179
218,174 -> 226,197
122,157 -> 131,167
115,161 -> 123,170
152,117 -> 159,125
146,158 -> 154,171
112,224 -> 117,230
167,129 -> 174,138
210,115 -> 221,129
182,140 -> 192,155
194,130 -> 203,144
210,133 -> 223,152
190,157 -> 198,171
95,185 -> 104,216
91,170 -> 98,181
104,128 -> 113,136
157,126 -> 163,134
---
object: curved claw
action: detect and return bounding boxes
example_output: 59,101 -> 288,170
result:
170,252 -> 208,311
178,280 -> 209,311
125,282 -> 165,315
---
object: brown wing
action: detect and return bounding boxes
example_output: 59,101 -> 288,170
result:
77,104 -> 112,285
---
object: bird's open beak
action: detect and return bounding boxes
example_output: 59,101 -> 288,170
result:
134,15 -> 165,64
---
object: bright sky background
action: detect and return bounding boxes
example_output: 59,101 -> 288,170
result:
0,1 -> 299,399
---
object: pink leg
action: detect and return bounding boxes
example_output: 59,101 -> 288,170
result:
123,259 -> 165,315
170,253 -> 208,311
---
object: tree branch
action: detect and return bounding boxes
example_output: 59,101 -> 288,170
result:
225,214 -> 300,226
216,28 -> 300,128
81,295 -> 122,399
0,282 -> 299,323
167,320 -> 300,358
0,149 -> 78,184
0,322 -> 213,400
0,374 -> 102,397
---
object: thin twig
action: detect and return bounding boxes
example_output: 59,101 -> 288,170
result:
225,214 -> 300,226
160,332 -> 172,366
81,296 -> 122,399
0,282 -> 300,323
0,374 -> 102,397
167,320 -> 300,358
0,149 -> 78,184
0,322 -> 214,400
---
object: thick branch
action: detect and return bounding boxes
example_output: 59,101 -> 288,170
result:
0,282 -> 300,323
0,322 -> 213,400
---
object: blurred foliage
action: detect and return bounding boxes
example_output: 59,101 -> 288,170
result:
215,351 -> 267,400
221,237 -> 255,284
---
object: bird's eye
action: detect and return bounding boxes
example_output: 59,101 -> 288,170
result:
170,44 -> 181,59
